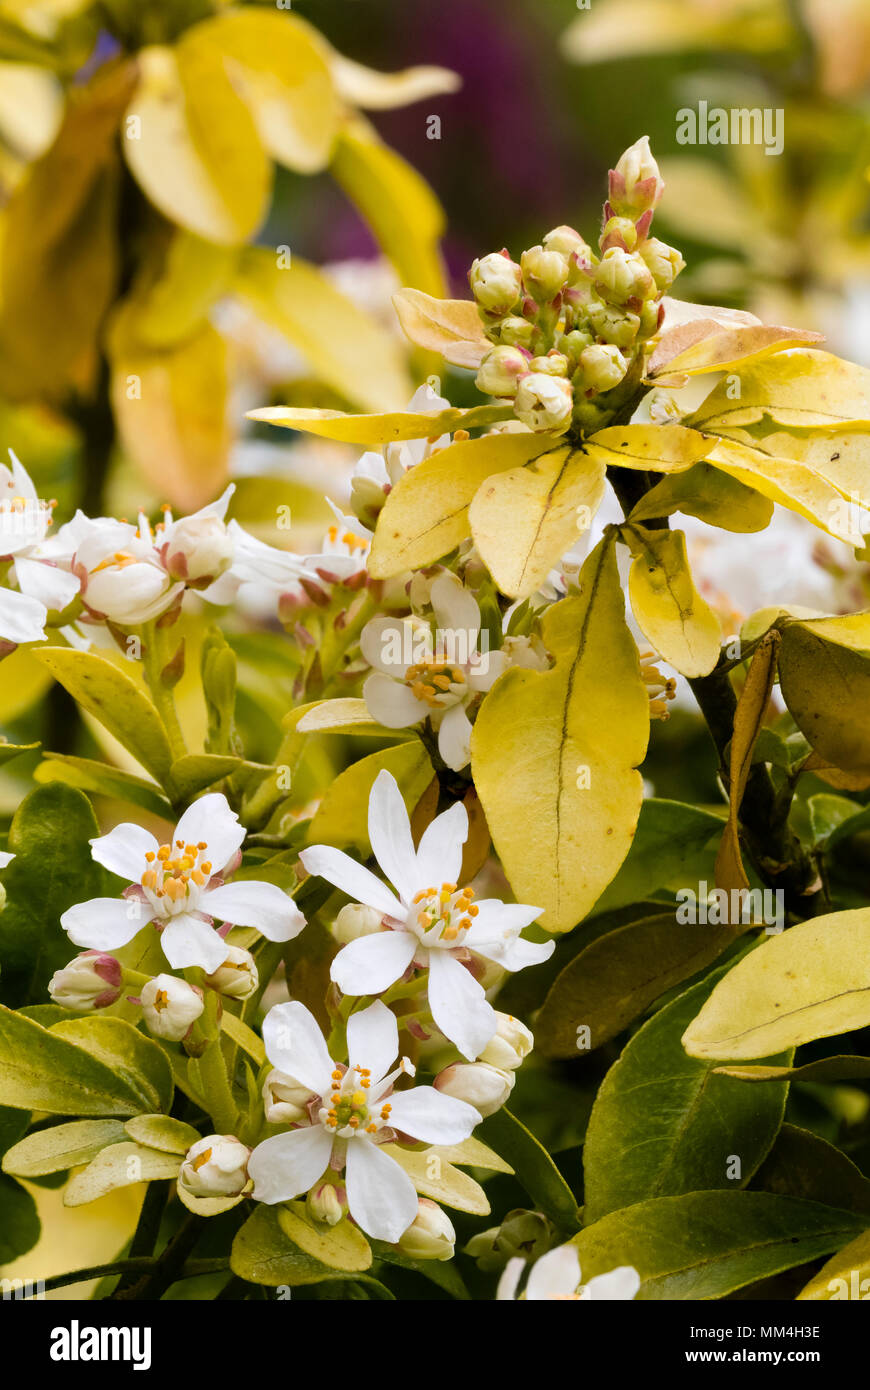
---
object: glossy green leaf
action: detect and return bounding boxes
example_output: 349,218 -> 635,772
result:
479,1108 -> 580,1231
2,1119 -> 127,1177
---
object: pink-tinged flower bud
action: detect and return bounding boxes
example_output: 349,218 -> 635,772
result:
514,373 -> 573,433
579,343 -> 628,395
593,248 -> 657,309
638,299 -> 665,340
140,973 -> 204,1041
162,514 -> 234,586
203,944 -> 258,1001
49,952 -> 122,1011
435,1061 -> 514,1117
179,1135 -> 250,1198
396,1199 -> 456,1261
639,237 -> 686,293
262,1067 -> 315,1124
608,135 -> 664,219
497,316 -> 537,350
476,345 -> 532,398
543,225 -> 593,263
333,902 -> 384,946
520,245 -> 570,302
529,352 -> 569,378
307,1180 -> 347,1227
480,1013 -> 534,1071
600,216 -> 638,253
587,299 -> 640,348
469,252 -> 524,315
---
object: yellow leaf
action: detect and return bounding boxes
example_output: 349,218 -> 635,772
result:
688,348 -> 870,430
329,53 -> 461,109
367,430 -> 553,579
778,620 -> 870,774
331,117 -> 446,297
704,437 -> 858,545
704,422 -> 870,505
797,1230 -> 870,1300
561,0 -> 789,62
382,1144 -> 490,1215
247,401 -> 512,445
278,1203 -> 371,1271
714,631 -> 779,892
131,231 -> 237,350
296,698 -> 411,738
583,423 -> 711,472
123,44 -> 270,245
649,323 -> 823,379
305,743 -> 433,854
470,538 -> 650,931
628,463 -> 773,533
64,1142 -> 180,1207
624,525 -> 722,677
235,247 -> 411,412
682,908 -> 870,1060
469,445 -> 606,600
392,288 -> 489,368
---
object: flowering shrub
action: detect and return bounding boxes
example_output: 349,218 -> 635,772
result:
2,122 -> 870,1307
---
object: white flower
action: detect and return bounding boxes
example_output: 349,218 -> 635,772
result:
513,373 -> 573,433
497,1245 -> 641,1301
140,973 -> 204,1041
434,1060 -> 514,1117
396,1198 -> 456,1260
179,1135 -> 251,1198
0,851 -> 14,869
0,450 -> 80,645
361,572 -> 510,771
304,501 -> 373,588
60,793 -> 306,974
66,513 -> 182,625
480,1012 -> 534,1071
48,951 -> 122,1011
248,999 -> 480,1243
300,771 -> 553,1059
202,943 -> 258,1000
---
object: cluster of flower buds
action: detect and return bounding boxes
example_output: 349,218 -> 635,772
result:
468,138 -> 684,436
433,1012 -> 533,1118
466,1207 -> 557,1273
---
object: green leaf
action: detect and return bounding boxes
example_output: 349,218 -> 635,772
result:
0,1174 -> 39,1264
479,1108 -> 580,1231
715,1056 -> 870,1084
34,647 -> 173,784
123,1115 -> 201,1155
34,753 -> 172,818
0,783 -> 104,1008
582,968 -> 790,1222
753,1124 -> 870,1215
373,1245 -> 469,1299
277,1203 -> 372,1272
779,622 -> 870,775
50,1017 -> 174,1115
305,742 -> 433,855
628,462 -> 773,533
591,798 -> 722,914
168,753 -> 243,800
682,908 -> 870,1060
3,1119 -> 127,1177
571,1192 -> 865,1300
64,1140 -> 181,1206
231,1205 -> 361,1287
0,1006 -> 169,1117
0,741 -> 39,765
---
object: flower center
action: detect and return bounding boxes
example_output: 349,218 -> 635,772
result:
141,839 -> 212,902
323,1065 -> 392,1136
327,524 -> 368,553
405,661 -> 466,708
411,882 -> 478,944
92,550 -> 140,572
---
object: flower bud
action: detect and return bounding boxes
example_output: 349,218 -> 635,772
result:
480,1013 -> 534,1071
521,245 -> 570,302
469,252 -> 523,316
608,135 -> 664,219
162,514 -> 234,586
333,902 -> 384,946
179,1134 -> 250,1198
307,1180 -> 347,1227
396,1199 -> 456,1261
475,345 -> 531,398
262,1067 -> 315,1124
579,343 -> 628,395
543,225 -> 593,262
203,944 -> 258,1001
639,237 -> 685,293
497,316 -> 537,351
529,352 -> 568,378
140,973 -> 204,1041
587,299 -> 640,348
84,557 -> 176,626
49,952 -> 122,1011
559,328 -> 595,365
466,1208 -> 555,1272
593,248 -> 657,309
435,1061 -> 514,1117
514,373 -> 573,433
600,216 -> 638,253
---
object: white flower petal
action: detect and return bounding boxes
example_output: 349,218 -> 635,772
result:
527,1245 -> 582,1300
360,615 -> 415,677
346,999 -> 399,1085
426,949 -> 497,1060
203,880 -> 305,942
89,822 -> 159,882
13,557 -> 80,612
429,572 -> 481,643
0,586 -> 46,644
368,770 -> 419,902
160,914 -> 227,972
581,1265 -> 641,1301
467,648 -> 510,692
436,703 -> 473,771
262,1001 -> 334,1095
299,844 -> 403,918
248,1126 -> 334,1204
344,1137 -> 418,1243
414,801 -> 468,890
362,672 -> 424,729
496,1256 -> 525,1301
386,1085 -> 479,1144
61,896 -> 149,952
330,929 -> 417,996
0,851 -> 13,869
173,793 -> 245,872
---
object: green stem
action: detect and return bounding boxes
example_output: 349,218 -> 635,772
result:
140,619 -> 188,765
197,1035 -> 239,1133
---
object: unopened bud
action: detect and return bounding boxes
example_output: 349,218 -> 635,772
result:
529,352 -> 568,378
521,245 -> 570,303
579,343 -> 628,395
639,237 -> 685,293
179,1134 -> 250,1198
514,373 -> 573,433
469,252 -> 523,316
543,225 -> 593,262
480,1013 -> 534,1071
600,216 -> 638,253
608,135 -> 664,219
587,300 -> 640,348
307,1180 -> 347,1227
466,1208 -> 555,1272
396,1198 -> 456,1261
140,973 -> 204,1041
559,328 -> 595,366
476,345 -> 531,397
497,316 -> 537,350
162,514 -> 234,586
262,1068 -> 315,1124
203,944 -> 258,1000
49,952 -> 122,1011
435,1061 -> 514,1117
593,248 -> 657,309
333,902 -> 384,946
638,299 -> 665,339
